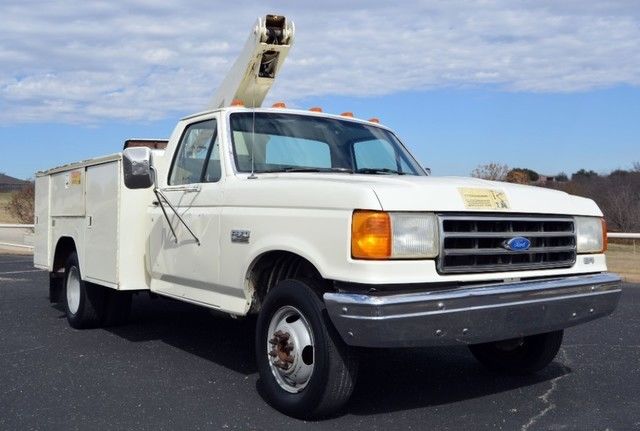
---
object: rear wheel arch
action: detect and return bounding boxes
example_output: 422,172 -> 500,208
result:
52,236 -> 78,273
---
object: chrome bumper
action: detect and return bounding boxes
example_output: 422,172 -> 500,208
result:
323,273 -> 622,348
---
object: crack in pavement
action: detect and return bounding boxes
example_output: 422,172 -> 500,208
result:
521,348 -> 571,431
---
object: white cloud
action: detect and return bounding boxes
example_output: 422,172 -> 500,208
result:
0,0 -> 639,123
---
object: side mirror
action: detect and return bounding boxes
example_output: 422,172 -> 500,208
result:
424,167 -> 432,175
123,147 -> 154,189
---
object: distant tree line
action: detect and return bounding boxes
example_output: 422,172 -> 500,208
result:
472,162 -> 640,232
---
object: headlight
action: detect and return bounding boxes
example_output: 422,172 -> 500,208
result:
575,216 -> 607,253
351,210 -> 439,259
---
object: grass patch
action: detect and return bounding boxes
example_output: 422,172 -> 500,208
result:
0,192 -> 18,223
607,243 -> 640,283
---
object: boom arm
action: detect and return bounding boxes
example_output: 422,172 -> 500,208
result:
208,14 -> 295,109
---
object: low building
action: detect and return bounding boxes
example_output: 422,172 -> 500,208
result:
534,175 -> 557,185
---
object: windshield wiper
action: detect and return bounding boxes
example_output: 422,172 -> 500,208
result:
355,168 -> 407,175
254,167 -> 353,173
284,167 -> 352,173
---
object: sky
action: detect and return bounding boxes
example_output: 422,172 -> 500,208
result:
1,0 -> 639,180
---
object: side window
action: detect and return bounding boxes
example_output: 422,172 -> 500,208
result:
169,119 -> 217,185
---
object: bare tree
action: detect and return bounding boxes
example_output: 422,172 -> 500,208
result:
602,173 -> 640,231
633,162 -> 640,173
550,171 -> 640,232
471,163 -> 510,181
8,183 -> 35,224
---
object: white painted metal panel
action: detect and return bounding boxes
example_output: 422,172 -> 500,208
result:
33,175 -> 50,268
50,217 -> 85,271
50,169 -> 86,217
118,177 -> 154,291
84,162 -> 119,285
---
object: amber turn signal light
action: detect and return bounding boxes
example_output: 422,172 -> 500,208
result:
601,218 -> 608,253
352,210 -> 391,259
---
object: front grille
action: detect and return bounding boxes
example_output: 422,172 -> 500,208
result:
438,214 -> 576,274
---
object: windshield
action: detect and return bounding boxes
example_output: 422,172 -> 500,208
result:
229,112 -> 425,175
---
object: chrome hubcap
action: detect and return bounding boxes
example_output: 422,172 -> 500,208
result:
66,266 -> 81,315
266,306 -> 315,393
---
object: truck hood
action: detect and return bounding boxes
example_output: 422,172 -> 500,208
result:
367,175 -> 601,216
232,174 -> 601,216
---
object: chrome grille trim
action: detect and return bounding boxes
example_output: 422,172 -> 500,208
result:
437,214 -> 577,274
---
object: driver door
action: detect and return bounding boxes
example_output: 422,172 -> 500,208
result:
148,117 -> 225,306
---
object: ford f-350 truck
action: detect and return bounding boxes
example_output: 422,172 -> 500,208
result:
33,15 -> 621,418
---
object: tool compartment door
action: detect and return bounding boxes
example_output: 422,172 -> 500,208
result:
84,162 -> 119,287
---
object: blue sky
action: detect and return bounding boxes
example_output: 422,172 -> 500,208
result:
1,1 -> 639,180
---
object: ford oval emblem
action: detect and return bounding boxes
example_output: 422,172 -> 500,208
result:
503,236 -> 531,251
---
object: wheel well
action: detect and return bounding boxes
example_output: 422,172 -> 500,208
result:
52,237 -> 77,273
247,251 -> 325,312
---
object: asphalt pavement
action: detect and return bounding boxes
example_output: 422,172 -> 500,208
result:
0,253 -> 638,430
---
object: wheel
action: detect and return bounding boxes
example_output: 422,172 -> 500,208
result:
255,279 -> 358,419
63,252 -> 106,329
468,330 -> 564,374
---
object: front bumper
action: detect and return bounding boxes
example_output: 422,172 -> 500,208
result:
323,272 -> 622,348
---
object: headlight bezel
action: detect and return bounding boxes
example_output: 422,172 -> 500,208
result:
351,210 -> 439,260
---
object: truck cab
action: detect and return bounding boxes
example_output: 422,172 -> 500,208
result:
128,104 -> 620,417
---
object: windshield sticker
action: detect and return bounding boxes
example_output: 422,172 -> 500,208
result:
459,188 -> 510,210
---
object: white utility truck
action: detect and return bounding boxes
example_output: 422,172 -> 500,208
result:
34,14 -> 621,418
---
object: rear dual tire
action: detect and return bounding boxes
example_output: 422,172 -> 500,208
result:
62,252 -> 131,329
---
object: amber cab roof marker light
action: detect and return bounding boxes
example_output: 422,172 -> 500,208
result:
309,107 -> 323,112
340,112 -> 354,118
272,101 -> 287,108
368,118 -> 380,123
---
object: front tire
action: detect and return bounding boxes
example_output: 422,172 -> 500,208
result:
468,330 -> 564,374
63,252 -> 106,329
255,279 -> 358,419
